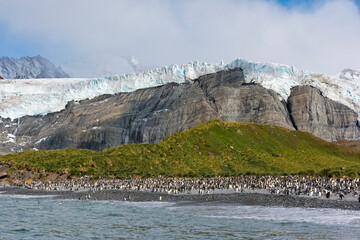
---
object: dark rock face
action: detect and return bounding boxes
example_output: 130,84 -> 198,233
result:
287,86 -> 360,141
0,68 -> 358,154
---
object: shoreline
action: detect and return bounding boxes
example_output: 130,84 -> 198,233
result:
1,186 -> 360,211
1,175 -> 360,210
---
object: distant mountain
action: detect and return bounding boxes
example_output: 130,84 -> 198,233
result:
0,55 -> 70,79
339,68 -> 360,82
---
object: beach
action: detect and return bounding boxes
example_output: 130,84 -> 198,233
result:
1,186 -> 360,210
1,175 -> 360,210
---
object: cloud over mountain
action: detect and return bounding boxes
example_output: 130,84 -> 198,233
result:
0,0 -> 359,76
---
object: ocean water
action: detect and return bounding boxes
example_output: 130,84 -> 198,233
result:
1,193 -> 360,240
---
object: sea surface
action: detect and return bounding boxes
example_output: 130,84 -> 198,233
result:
1,192 -> 360,240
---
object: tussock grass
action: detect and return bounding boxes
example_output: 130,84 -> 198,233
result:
1,121 -> 359,178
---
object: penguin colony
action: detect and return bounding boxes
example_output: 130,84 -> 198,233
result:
16,175 -> 360,199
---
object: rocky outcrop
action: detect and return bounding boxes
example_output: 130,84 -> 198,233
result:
0,68 -> 358,154
287,85 -> 360,141
0,171 -> 7,179
0,75 -> 3,79
0,164 -> 10,186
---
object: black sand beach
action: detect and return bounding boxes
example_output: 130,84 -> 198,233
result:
1,186 -> 360,211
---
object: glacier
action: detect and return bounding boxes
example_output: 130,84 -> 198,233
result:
0,59 -> 359,121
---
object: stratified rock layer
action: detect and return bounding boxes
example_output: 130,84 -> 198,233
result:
0,68 -> 358,154
287,85 -> 360,141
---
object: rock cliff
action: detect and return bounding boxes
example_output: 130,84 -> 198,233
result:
0,68 -> 358,154
287,85 -> 360,141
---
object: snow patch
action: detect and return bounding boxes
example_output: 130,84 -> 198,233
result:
4,133 -> 16,144
153,109 -> 169,115
35,137 -> 48,145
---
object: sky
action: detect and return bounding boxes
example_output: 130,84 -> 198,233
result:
0,0 -> 359,77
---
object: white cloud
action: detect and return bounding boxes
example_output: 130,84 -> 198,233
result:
0,0 -> 359,76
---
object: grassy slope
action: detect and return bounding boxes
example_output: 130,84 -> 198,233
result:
1,121 -> 359,179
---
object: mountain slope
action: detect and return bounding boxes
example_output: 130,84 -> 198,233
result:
1,121 -> 359,179
0,58 -> 358,122
0,68 -> 358,155
0,55 -> 69,79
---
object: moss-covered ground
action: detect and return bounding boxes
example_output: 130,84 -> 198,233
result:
1,121 -> 359,179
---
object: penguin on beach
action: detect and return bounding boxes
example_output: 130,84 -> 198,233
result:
326,191 -> 331,199
339,192 -> 344,200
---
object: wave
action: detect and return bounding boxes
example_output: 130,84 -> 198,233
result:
0,193 -> 57,199
120,201 -> 176,208
173,204 -> 360,226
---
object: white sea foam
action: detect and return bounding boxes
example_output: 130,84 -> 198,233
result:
0,194 -> 57,199
121,201 -> 176,208
178,204 -> 360,226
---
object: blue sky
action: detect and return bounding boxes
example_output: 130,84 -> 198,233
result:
0,23 -> 49,58
0,0 -> 336,58
0,0 -> 359,77
277,0 -> 321,8
278,0 -> 360,9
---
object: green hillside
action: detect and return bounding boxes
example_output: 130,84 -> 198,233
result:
1,121 -> 360,179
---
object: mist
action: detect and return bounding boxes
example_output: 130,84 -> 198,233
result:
0,0 -> 359,77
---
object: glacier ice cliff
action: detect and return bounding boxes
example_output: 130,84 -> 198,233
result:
0,59 -> 359,121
